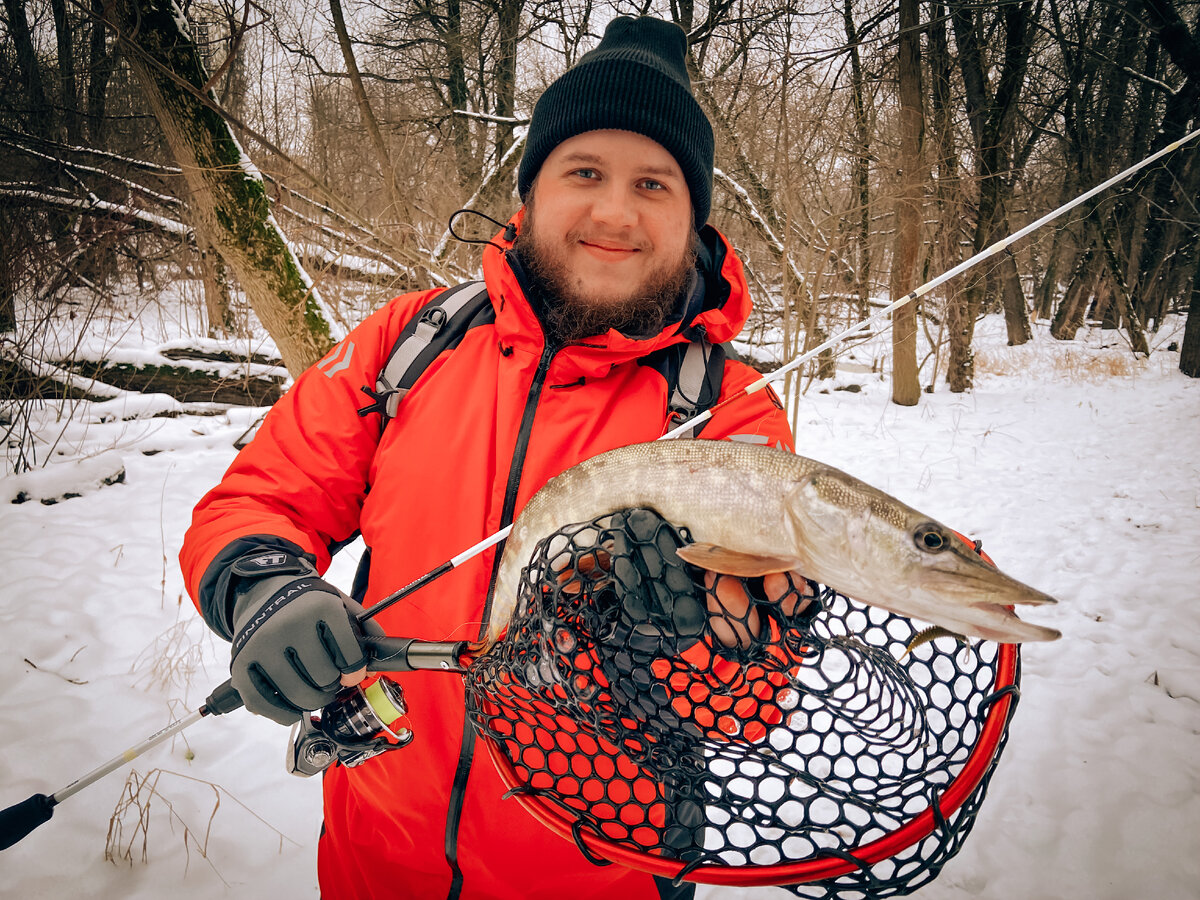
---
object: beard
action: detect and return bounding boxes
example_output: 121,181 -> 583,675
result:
513,202 -> 699,346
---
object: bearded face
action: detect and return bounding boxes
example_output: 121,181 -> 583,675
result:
512,130 -> 700,346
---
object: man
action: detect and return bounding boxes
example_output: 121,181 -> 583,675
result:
181,16 -> 797,900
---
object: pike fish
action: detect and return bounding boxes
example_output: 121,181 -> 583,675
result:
491,440 -> 1061,646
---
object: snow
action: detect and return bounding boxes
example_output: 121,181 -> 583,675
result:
2,294 -> 1198,899
0,188 -> 192,239
290,242 -> 399,279
70,344 -> 284,383
0,449 -> 126,505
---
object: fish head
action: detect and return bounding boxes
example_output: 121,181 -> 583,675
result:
784,470 -> 1061,643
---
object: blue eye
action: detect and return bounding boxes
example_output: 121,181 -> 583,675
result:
641,180 -> 664,191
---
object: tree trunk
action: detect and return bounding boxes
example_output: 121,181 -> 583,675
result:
945,285 -> 975,391
930,4 -> 971,391
1135,0 -> 1200,331
996,245 -> 1033,344
842,0 -> 872,316
50,0 -> 81,143
3,0 -> 52,133
493,0 -> 522,160
1180,251 -> 1200,377
443,0 -> 475,188
111,0 -> 334,377
0,223 -> 15,333
87,0 -> 119,146
950,0 -> 1035,352
328,0 -> 408,227
72,0 -> 122,286
471,0 -> 523,217
1134,145 -> 1200,329
1035,221 -> 1069,320
1050,246 -> 1099,340
5,0 -> 78,261
890,0 -> 924,406
194,227 -> 237,338
1096,216 -> 1150,354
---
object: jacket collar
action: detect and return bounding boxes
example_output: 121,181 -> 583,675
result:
481,209 -> 753,379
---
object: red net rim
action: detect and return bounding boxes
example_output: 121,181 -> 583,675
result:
484,640 -> 1019,886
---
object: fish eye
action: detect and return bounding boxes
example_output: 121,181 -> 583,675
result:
914,524 -> 947,552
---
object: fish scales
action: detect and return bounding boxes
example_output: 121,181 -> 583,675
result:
491,441 -> 1061,646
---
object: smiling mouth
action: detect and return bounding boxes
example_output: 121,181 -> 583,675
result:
579,240 -> 641,256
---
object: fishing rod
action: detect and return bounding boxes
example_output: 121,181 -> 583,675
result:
359,126 -> 1200,624
0,636 -> 471,851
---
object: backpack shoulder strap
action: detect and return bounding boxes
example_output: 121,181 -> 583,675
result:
358,279 -> 726,438
641,336 -> 728,438
357,281 -> 492,425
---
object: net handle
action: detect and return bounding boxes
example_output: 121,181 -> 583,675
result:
485,641 -> 1019,887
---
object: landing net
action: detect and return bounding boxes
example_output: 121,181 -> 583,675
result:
465,508 -> 1020,897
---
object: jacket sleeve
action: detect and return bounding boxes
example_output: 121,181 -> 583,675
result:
179,289 -> 440,637
702,358 -> 795,452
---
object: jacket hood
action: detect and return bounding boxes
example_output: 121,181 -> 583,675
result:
480,208 -> 753,378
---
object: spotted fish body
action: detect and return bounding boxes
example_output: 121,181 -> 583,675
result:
491,440 -> 1061,646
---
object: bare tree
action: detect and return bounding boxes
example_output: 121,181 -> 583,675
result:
1182,253 -> 1200,377
949,0 -> 1035,380
109,0 -> 335,375
1138,0 -> 1200,374
889,0 -> 923,406
4,0 -> 1197,401
328,0 -> 409,226
842,0 -> 873,318
928,0 -> 967,391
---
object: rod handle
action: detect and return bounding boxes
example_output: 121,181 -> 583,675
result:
202,679 -> 245,715
0,793 -> 56,851
197,639 -> 465,718
364,637 -> 468,672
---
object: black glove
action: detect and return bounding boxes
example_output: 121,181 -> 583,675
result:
604,508 -> 708,657
227,548 -> 382,725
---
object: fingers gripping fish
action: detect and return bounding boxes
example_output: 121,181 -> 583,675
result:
492,440 -> 1061,647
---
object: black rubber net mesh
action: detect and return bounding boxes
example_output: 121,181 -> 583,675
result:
465,508 -> 1021,898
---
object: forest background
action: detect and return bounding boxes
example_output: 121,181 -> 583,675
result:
2,0 -> 1199,442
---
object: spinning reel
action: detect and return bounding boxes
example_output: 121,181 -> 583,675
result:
287,675 -> 415,777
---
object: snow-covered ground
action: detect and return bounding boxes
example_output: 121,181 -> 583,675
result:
2,290 -> 1198,899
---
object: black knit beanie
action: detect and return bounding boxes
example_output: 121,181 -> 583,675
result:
517,16 -> 714,227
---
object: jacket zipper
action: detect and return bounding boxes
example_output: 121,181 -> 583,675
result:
443,341 -> 556,900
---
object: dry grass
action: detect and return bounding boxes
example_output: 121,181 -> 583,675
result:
105,768 -> 297,880
974,342 -> 1147,381
130,612 -> 213,698
106,768 -> 225,881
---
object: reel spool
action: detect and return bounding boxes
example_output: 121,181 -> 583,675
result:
466,508 -> 1020,898
288,676 -> 414,777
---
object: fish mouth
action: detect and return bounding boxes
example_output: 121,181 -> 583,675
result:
924,543 -> 1058,604
926,565 -> 1058,607
917,599 -> 1062,643
910,549 -> 1061,642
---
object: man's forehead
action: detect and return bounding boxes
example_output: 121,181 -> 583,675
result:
549,132 -> 685,178
556,150 -> 682,178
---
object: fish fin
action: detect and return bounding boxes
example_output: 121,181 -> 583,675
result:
676,543 -> 802,576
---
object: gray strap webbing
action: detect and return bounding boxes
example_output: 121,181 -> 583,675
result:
670,339 -> 713,438
376,281 -> 489,419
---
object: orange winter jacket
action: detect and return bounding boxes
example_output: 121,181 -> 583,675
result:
180,218 -> 795,900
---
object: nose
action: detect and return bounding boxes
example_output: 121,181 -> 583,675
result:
589,182 -> 637,229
